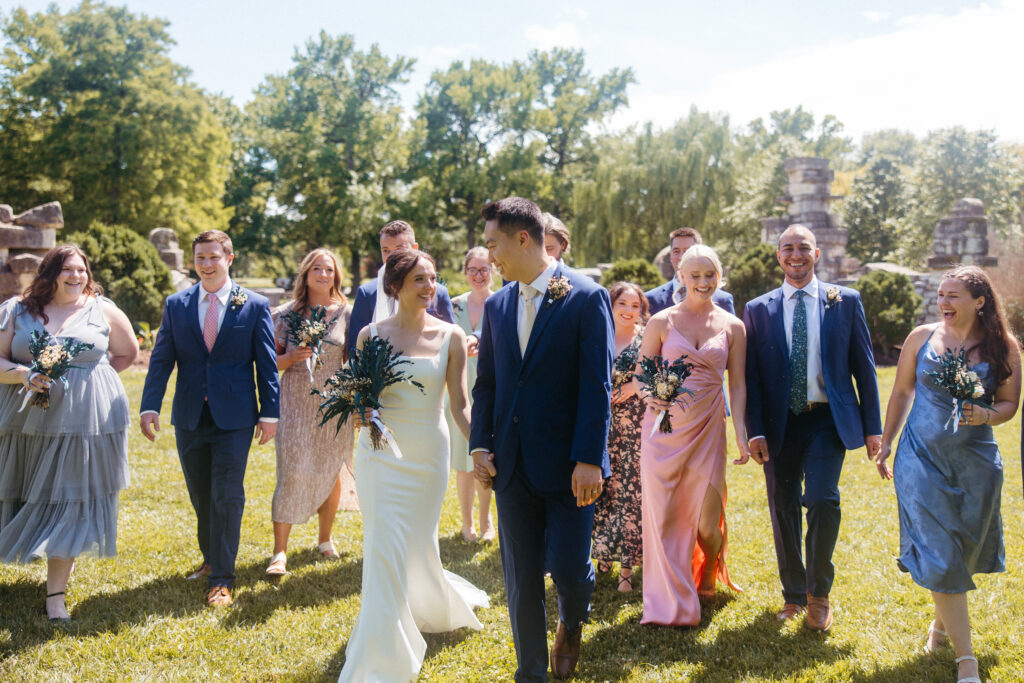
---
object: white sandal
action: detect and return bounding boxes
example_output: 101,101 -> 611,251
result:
265,551 -> 287,576
955,654 -> 981,683
924,621 -> 949,653
318,541 -> 339,559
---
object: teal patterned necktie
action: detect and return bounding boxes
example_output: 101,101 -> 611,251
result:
789,290 -> 808,414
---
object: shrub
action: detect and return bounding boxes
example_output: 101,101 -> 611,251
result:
65,221 -> 175,328
852,270 -> 922,357
602,258 -> 663,292
726,242 -> 785,313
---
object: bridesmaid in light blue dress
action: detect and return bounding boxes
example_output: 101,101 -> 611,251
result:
874,266 -> 1021,683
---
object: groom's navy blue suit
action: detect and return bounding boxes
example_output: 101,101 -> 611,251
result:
141,282 -> 279,588
744,281 -> 880,604
471,264 -> 613,682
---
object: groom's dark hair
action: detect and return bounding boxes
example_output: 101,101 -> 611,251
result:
481,197 -> 543,244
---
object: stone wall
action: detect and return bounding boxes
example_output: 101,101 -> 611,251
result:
0,202 -> 62,301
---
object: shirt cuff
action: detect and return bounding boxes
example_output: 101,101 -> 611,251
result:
470,448 -> 490,455
140,410 -> 159,417
748,435 -> 765,442
259,417 -> 279,423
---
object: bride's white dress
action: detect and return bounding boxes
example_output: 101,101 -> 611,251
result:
339,324 -> 489,683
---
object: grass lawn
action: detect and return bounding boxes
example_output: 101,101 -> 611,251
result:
1,366 -> 1022,681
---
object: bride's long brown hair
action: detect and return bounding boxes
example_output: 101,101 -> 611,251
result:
946,265 -> 1019,385
22,245 -> 102,324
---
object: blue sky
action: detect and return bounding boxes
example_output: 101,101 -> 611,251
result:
7,0 -> 1024,142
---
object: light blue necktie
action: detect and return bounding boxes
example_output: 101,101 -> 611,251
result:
789,290 -> 808,415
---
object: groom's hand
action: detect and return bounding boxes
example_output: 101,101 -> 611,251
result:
140,413 -> 160,442
748,437 -> 770,465
572,462 -> 604,507
255,420 -> 277,445
473,451 -> 497,489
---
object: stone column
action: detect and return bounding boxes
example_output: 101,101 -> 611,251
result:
0,202 -> 62,302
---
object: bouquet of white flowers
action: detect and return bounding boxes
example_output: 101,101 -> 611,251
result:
634,353 -> 695,436
20,330 -> 94,411
283,304 -> 337,382
927,346 -> 989,432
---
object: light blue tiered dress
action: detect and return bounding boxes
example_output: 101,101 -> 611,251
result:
893,334 -> 1004,592
0,297 -> 130,562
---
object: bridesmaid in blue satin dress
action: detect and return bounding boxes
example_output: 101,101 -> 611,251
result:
874,266 -> 1021,683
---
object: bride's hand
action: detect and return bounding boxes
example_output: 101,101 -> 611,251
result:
352,409 -> 369,429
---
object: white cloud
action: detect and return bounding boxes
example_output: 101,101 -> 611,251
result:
614,0 -> 1024,142
416,42 -> 483,71
861,10 -> 889,23
559,5 -> 589,21
524,22 -> 583,49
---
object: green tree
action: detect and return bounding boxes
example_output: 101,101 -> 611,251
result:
0,2 -> 231,239
725,242 -> 785,313
249,32 -> 413,286
858,129 -> 918,166
851,270 -> 922,356
841,157 -> 907,263
66,221 -> 174,327
602,258 -> 663,292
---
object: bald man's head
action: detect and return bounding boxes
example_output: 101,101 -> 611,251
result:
777,223 -> 820,288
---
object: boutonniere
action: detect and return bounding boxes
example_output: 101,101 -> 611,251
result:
229,286 -> 248,311
825,286 -> 842,310
546,276 -> 572,303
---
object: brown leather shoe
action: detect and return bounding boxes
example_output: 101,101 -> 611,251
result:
186,563 -> 211,581
805,594 -> 833,631
206,585 -> 232,607
777,603 -> 806,621
550,620 -> 582,679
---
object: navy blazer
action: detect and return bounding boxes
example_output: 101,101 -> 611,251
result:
743,282 -> 882,456
645,280 -> 735,316
140,282 -> 280,431
345,279 -> 456,358
470,264 -> 613,493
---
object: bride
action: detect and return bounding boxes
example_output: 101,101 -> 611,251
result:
340,248 -> 489,683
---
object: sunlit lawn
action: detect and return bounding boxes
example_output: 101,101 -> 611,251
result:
1,366 -> 1022,681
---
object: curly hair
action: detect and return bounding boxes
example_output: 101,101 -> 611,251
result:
943,265 -> 1019,385
22,245 -> 102,324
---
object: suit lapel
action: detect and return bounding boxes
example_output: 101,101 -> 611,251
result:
184,285 -> 206,353
504,285 -> 522,364
521,266 -> 566,367
818,281 -> 833,355
768,287 -> 788,361
210,286 -> 240,355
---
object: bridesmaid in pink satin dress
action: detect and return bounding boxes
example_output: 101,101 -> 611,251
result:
637,244 -> 751,626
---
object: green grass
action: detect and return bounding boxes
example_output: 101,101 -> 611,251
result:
1,367 -> 1022,681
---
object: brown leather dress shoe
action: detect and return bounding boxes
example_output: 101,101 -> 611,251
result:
777,603 -> 806,621
186,563 -> 211,581
550,620 -> 582,679
206,585 -> 232,607
805,594 -> 833,631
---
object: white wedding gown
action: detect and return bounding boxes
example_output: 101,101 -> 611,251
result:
339,324 -> 489,683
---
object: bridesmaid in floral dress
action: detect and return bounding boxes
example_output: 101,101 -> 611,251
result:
266,248 -> 355,576
638,245 -> 749,626
592,282 -> 647,592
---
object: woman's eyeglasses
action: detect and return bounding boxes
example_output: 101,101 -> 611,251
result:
466,267 -> 491,277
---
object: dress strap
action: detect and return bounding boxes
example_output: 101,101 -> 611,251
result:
369,322 -> 378,338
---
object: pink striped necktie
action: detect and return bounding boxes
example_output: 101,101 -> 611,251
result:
203,292 -> 219,352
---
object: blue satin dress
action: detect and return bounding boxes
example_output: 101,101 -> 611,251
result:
893,335 -> 1004,593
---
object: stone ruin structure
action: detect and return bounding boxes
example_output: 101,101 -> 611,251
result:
148,228 -> 192,292
760,157 -> 860,283
0,202 -> 62,302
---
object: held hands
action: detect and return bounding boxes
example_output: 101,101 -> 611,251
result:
747,437 -> 770,465
466,335 -> 479,358
254,420 -> 276,445
572,462 -> 604,507
873,442 -> 893,480
733,436 -> 753,465
140,413 -> 160,442
864,434 -> 882,459
473,451 -> 497,489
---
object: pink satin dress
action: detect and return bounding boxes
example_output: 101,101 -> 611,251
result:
640,324 -> 740,626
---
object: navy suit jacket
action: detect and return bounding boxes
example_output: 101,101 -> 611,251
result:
140,282 -> 280,432
743,282 -> 882,456
470,264 -> 613,493
645,280 -> 735,316
345,279 -> 455,358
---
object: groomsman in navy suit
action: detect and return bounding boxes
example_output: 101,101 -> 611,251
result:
743,224 -> 881,631
345,220 -> 455,358
646,227 -> 735,315
140,230 -> 279,607
471,197 -> 613,681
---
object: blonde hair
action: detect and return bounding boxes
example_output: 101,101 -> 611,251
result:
291,248 -> 346,311
678,244 -> 724,288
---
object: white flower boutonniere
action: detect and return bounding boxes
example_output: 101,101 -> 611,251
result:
546,276 -> 573,303
230,286 -> 248,311
825,286 -> 843,310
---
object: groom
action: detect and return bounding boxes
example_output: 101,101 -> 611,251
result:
744,224 -> 881,631
471,197 -> 613,681
140,230 -> 279,607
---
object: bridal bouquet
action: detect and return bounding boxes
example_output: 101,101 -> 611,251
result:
611,336 -> 641,397
927,346 -> 988,432
20,330 -> 95,411
283,304 -> 336,381
635,353 -> 695,435
312,336 -> 424,456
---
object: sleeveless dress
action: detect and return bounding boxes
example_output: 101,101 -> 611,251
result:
894,333 -> 1004,592
339,323 -> 489,683
592,337 -> 644,570
271,302 -> 358,521
0,297 -> 130,561
640,324 -> 740,626
445,292 -> 483,472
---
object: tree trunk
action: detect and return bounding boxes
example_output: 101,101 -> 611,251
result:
349,245 -> 361,294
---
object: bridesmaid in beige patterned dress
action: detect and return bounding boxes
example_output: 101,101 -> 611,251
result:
266,248 -> 356,576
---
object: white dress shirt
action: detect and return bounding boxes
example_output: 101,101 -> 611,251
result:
519,260 -> 558,329
671,275 -> 685,304
781,277 -> 828,404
